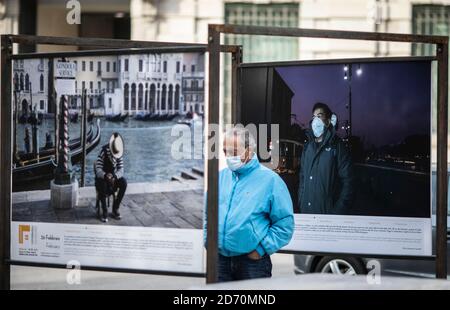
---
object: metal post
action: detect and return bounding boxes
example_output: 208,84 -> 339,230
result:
231,46 -> 243,124
80,89 -> 87,187
32,124 -> 38,159
13,88 -> 18,163
0,35 -> 12,290
206,25 -> 220,284
30,81 -> 39,160
436,42 -> 448,279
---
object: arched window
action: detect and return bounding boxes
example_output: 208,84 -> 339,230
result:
161,84 -> 167,110
20,73 -> 24,91
13,73 -> 18,91
25,74 -> 29,91
151,54 -> 156,72
175,85 -> 180,111
21,99 -> 28,114
138,83 -> 143,110
131,83 -> 136,110
149,84 -> 156,113
156,90 -> 160,111
40,74 -> 44,92
168,84 -> 173,111
124,83 -> 129,111
145,83 -> 148,111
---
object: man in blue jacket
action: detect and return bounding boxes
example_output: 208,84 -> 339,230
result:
205,127 -> 294,282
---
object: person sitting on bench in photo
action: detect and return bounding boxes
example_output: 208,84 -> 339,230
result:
95,132 -> 127,222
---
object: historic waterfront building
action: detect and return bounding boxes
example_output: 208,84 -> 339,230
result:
13,52 -> 205,116
12,58 -> 49,115
66,55 -> 119,115
115,53 -> 183,116
65,53 -> 204,116
182,53 -> 205,114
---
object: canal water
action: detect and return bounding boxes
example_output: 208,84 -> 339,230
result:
15,117 -> 204,188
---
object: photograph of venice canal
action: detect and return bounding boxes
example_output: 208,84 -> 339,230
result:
11,52 -> 205,229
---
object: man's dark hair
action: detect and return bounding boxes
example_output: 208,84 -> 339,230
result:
312,102 -> 332,119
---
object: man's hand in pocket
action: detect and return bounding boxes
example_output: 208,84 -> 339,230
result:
247,250 -> 262,260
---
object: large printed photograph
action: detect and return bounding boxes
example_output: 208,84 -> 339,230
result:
239,59 -> 433,256
241,59 -> 431,218
10,51 -> 206,273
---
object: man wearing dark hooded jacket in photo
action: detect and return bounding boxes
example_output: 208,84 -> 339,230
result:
298,102 -> 354,215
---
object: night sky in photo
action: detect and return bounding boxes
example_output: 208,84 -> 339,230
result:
275,61 -> 431,148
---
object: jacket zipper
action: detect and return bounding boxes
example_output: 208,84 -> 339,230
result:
222,173 -> 239,252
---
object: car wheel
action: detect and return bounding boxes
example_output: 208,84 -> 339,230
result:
314,257 -> 366,275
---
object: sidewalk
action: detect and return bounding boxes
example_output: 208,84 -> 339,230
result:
12,180 -> 204,227
10,254 -> 295,290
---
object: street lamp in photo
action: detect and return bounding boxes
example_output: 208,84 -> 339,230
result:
356,64 -> 363,76
343,63 -> 362,142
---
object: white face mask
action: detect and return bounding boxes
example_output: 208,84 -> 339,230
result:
311,116 -> 325,138
226,155 -> 244,171
331,114 -> 337,127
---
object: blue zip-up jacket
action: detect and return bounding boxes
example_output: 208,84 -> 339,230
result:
204,154 -> 294,257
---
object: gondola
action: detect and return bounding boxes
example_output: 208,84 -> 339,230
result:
134,113 -> 145,121
166,113 -> 179,121
147,113 -> 160,120
146,113 -> 176,121
143,113 -> 155,121
177,112 -> 201,127
105,113 -> 121,122
19,113 -> 43,125
17,126 -> 94,162
18,114 -> 28,124
155,113 -> 168,121
70,112 -> 79,123
134,112 -> 152,121
12,120 -> 102,192
105,112 -> 128,122
87,112 -> 95,123
120,112 -> 129,121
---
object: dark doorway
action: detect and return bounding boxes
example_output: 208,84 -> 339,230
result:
79,13 -> 131,50
21,99 -> 29,115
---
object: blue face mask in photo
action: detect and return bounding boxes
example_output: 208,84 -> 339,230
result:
226,155 -> 244,171
311,116 -> 325,138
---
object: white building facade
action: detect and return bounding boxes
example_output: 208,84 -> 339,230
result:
182,53 -> 205,114
66,55 -> 119,115
129,0 -> 450,123
12,58 -> 49,115
62,53 -> 204,116
117,53 -> 183,116
130,0 -> 450,58
2,0 -> 449,56
3,0 -> 450,119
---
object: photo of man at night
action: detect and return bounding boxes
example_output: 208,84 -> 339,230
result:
239,60 -> 431,218
298,102 -> 353,214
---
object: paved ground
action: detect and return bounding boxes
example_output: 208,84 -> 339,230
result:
11,254 -> 297,290
12,181 -> 204,228
11,254 -> 450,290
